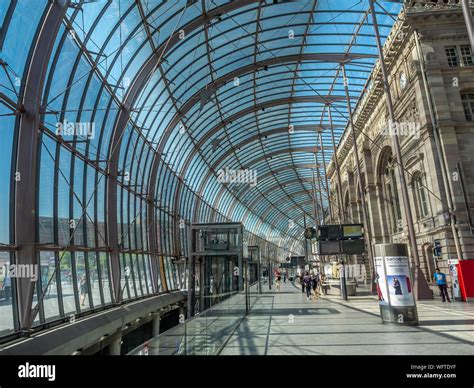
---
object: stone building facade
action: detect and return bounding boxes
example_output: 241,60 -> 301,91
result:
326,1 -> 474,284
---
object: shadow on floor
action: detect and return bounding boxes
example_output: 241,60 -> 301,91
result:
250,307 -> 340,316
420,319 -> 474,326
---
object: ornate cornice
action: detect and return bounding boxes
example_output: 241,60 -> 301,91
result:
406,0 -> 468,14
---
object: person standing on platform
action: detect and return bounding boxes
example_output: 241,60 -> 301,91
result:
434,268 -> 451,302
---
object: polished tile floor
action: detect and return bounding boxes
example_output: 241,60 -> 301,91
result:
220,281 -> 474,355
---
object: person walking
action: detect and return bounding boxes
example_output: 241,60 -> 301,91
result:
303,272 -> 312,300
283,270 -> 287,283
319,273 -> 327,295
433,268 -> 451,302
311,272 -> 319,297
79,274 -> 89,306
3,273 -> 11,301
275,271 -> 281,291
300,272 -> 305,293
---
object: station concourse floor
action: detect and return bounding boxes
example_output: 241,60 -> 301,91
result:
219,281 -> 474,355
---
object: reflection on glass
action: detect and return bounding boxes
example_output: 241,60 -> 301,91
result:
99,253 -> 112,304
164,257 -> 175,290
126,254 -> 137,298
143,255 -> 152,294
75,252 -> 90,311
59,252 -> 76,315
88,253 -> 102,307
120,254 -> 130,300
131,254 -> 143,297
39,252 -> 60,322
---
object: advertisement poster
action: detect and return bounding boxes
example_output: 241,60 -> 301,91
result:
374,256 -> 388,305
448,260 -> 461,300
384,256 -> 415,307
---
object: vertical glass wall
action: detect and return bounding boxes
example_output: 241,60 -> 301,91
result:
0,0 -> 351,341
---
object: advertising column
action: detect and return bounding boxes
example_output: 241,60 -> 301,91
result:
448,259 -> 461,300
374,244 -> 418,325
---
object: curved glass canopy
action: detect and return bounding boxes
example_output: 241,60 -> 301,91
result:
0,0 -> 402,336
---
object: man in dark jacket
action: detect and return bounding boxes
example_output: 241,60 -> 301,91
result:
303,272 -> 312,300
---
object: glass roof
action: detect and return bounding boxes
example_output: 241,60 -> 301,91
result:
1,0 -> 403,254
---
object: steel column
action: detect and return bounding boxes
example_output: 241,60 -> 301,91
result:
341,64 -> 375,280
461,0 -> 474,53
319,131 -> 334,223
311,169 -> 319,225
315,155 -> 325,225
327,106 -> 345,224
14,0 -> 70,330
303,214 -> 309,263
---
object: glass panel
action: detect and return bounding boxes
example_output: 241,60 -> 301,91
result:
59,251 -> 76,316
125,253 -> 137,299
131,254 -> 143,297
121,253 -> 130,300
75,252 -> 90,310
58,147 -> 72,246
0,1 -> 45,102
99,253 -> 112,304
165,256 -> 176,290
416,177 -> 429,218
460,45 -> 473,66
32,281 -> 41,326
38,135 -> 56,244
0,105 -> 14,244
144,254 -> 153,294
0,251 -> 15,335
88,252 -> 102,307
39,251 -> 60,322
445,46 -> 458,67
72,157 -> 85,246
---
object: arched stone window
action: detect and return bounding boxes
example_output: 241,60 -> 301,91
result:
381,155 -> 403,233
412,172 -> 430,219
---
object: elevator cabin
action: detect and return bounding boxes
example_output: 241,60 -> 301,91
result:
188,223 -> 247,314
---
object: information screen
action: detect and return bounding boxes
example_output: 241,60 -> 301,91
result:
341,239 -> 365,254
319,240 -> 341,255
318,225 -> 341,239
342,224 -> 363,238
